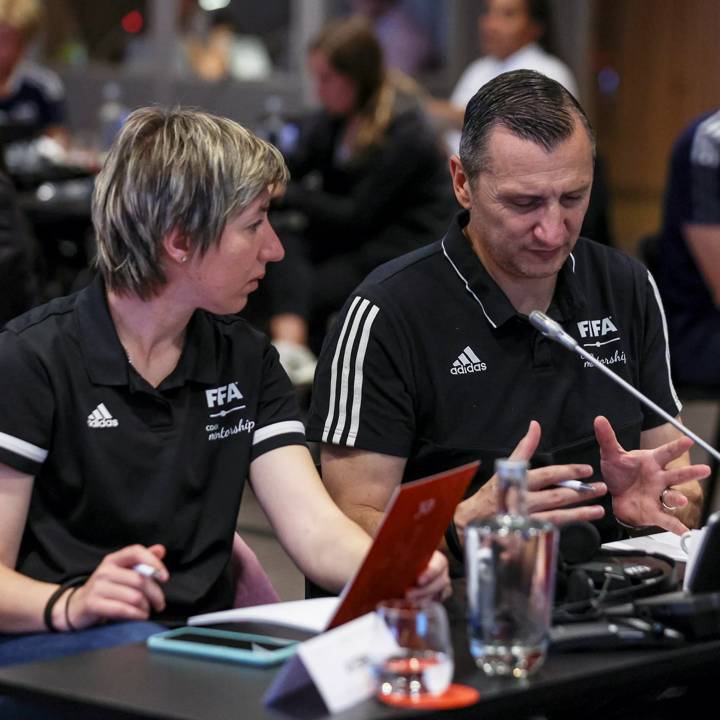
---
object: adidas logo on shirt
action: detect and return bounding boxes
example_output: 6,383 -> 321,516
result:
450,346 -> 487,375
87,403 -> 119,428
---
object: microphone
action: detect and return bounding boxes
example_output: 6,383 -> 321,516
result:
527,310 -> 579,351
528,310 -> 720,464
559,521 -> 601,565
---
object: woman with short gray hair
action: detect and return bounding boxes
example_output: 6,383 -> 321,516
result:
0,107 -> 449,672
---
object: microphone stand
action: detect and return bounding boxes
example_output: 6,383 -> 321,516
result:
529,310 -> 720,464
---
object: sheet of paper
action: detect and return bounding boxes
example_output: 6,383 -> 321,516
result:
188,597 -> 339,633
602,531 -> 688,562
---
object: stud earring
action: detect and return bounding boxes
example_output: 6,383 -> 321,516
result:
180,256 -> 188,263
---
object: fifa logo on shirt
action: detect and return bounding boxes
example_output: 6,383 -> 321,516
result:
577,317 -> 618,338
578,315 -> 624,364
205,381 -> 244,408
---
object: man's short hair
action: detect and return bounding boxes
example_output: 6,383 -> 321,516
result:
92,106 -> 288,299
459,69 -> 595,180
0,0 -> 44,39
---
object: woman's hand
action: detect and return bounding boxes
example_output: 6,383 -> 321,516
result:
64,544 -> 169,631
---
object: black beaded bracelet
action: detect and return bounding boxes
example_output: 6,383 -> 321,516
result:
43,577 -> 87,632
444,520 -> 464,563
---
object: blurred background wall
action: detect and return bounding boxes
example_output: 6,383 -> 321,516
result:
592,0 -> 720,253
24,0 -> 720,255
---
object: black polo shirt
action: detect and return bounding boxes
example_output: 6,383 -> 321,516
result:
0,276 -> 305,618
307,212 -> 681,541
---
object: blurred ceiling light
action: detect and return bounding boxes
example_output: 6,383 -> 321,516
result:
597,66 -> 620,95
198,0 -> 231,10
121,10 -> 144,34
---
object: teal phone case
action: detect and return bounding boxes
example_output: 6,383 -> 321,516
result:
147,626 -> 299,666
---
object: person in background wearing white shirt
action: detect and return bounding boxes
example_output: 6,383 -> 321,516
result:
426,0 -> 578,156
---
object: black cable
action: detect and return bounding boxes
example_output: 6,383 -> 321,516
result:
553,553 -> 678,623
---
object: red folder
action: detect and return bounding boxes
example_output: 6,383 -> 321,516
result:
326,461 -> 479,629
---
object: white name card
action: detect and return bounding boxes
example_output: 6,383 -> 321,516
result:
264,612 -> 398,714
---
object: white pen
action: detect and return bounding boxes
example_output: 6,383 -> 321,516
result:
555,480 -> 595,492
132,562 -> 161,579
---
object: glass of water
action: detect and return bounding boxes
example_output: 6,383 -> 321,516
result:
375,599 -> 453,698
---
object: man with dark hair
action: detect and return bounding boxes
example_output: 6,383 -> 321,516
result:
426,0 -> 612,248
307,70 -> 707,567
457,68 -> 590,179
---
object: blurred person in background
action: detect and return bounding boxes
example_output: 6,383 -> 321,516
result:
252,17 -> 454,372
424,0 -> 611,247
0,156 -> 37,326
657,110 -> 720,386
426,0 -> 577,156
349,0 -> 435,77
126,0 -> 274,82
0,0 -> 68,147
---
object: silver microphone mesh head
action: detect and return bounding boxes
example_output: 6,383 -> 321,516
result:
528,311 -> 578,351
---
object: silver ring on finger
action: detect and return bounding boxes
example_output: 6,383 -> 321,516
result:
660,487 -> 678,512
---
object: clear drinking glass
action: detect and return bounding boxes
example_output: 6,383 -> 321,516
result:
465,459 -> 558,678
374,599 -> 454,698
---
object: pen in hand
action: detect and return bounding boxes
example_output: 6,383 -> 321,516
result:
132,563 -> 162,580
555,480 -> 595,492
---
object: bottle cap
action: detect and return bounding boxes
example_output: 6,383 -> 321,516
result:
494,458 -> 527,474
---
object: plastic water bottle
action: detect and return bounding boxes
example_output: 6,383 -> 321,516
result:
465,459 -> 558,678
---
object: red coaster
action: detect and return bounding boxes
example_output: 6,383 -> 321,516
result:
376,683 -> 481,710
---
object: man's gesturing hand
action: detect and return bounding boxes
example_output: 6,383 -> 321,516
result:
594,415 -> 709,534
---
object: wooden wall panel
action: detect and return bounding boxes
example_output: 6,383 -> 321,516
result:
591,0 -> 720,250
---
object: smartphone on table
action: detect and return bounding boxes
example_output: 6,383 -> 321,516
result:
147,626 -> 298,666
